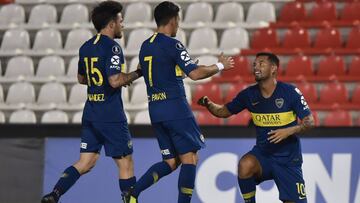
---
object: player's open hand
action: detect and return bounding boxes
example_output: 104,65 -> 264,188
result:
197,96 -> 210,107
218,52 -> 235,71
267,128 -> 292,144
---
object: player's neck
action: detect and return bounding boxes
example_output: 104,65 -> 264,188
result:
258,78 -> 277,98
157,26 -> 172,37
99,30 -> 114,39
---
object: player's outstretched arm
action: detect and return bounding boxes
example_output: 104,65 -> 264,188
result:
188,53 -> 234,81
109,69 -> 142,88
197,96 -> 232,118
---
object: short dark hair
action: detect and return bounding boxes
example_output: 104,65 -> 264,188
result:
91,1 -> 123,32
154,1 -> 180,27
256,52 -> 280,67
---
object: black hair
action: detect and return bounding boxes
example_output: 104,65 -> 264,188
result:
256,52 -> 280,67
91,1 -> 123,32
154,1 -> 180,27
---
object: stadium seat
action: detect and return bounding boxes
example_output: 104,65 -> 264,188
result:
58,56 -> 78,83
33,29 -> 62,52
5,82 -> 35,106
323,110 -> 352,126
128,56 -> 139,74
219,27 -> 249,55
122,87 -> 130,105
285,55 -> 313,77
9,110 -> 36,124
0,4 -> 25,25
60,4 -> 89,25
311,111 -> 320,126
221,55 -> 251,80
308,1 -> 337,22
278,1 -> 306,22
192,83 -> 222,107
0,29 -> 30,51
346,26 -> 360,49
3,56 -> 34,78
188,28 -> 218,55
0,84 -> 3,103
227,110 -> 251,126
197,55 -> 217,66
317,55 -> 346,76
59,84 -> 87,111
246,2 -> 276,24
35,56 -> 65,78
72,111 -> 82,124
282,27 -> 311,49
340,2 -> 360,22
214,2 -> 244,24
41,110 -> 69,124
196,111 -> 223,125
28,4 -> 57,26
224,82 -> 248,102
126,82 -> 148,110
296,82 -> 318,103
28,82 -> 67,110
319,82 -> 348,105
124,2 -> 151,24
125,28 -> 153,56
351,84 -> 360,104
348,56 -> 360,76
184,2 -> 213,24
251,28 -> 279,49
0,111 -> 4,123
64,29 -> 93,51
133,110 -> 151,124
314,27 -> 342,49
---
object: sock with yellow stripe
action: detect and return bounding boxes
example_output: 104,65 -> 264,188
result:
119,176 -> 136,193
238,177 -> 256,203
178,164 -> 196,203
132,161 -> 172,197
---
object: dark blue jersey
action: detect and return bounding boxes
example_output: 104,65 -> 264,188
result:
139,33 -> 197,122
78,34 -> 127,123
226,82 -> 311,165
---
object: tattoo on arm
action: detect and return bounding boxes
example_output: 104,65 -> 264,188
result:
297,115 -> 315,133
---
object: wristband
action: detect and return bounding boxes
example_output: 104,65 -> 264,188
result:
216,62 -> 224,71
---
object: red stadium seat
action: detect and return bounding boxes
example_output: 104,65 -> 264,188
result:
251,28 -> 279,49
224,82 -> 248,102
279,2 -> 306,22
308,1 -> 337,22
192,83 -> 223,107
351,84 -> 360,104
0,0 -> 14,4
346,26 -> 360,49
227,110 -> 251,126
323,110 -> 352,126
348,56 -> 360,76
221,55 -> 251,80
196,111 -> 223,125
296,82 -> 318,103
285,55 -> 314,77
340,2 -> 360,22
319,82 -> 348,105
355,116 -> 360,126
317,55 -> 346,76
282,27 -> 311,49
311,111 -> 320,126
314,27 -> 342,48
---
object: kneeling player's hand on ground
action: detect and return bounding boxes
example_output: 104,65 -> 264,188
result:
217,52 -> 235,71
197,96 -> 210,107
267,128 -> 292,144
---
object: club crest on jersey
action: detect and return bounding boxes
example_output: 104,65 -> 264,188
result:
275,98 -> 284,108
112,45 -> 121,54
176,42 -> 185,50
180,51 -> 191,61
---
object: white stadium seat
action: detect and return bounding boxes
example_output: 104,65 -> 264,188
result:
0,4 -> 25,26
60,4 -> 89,25
246,2 -> 276,24
28,4 -> 57,26
33,29 -> 62,52
9,110 -> 36,124
41,110 -> 69,124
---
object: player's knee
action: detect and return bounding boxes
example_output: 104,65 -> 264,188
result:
238,156 -> 258,178
74,159 -> 97,174
164,158 -> 179,171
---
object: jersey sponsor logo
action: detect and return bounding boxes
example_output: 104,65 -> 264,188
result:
80,142 -> 87,149
185,59 -> 195,66
251,111 -> 296,127
176,42 -> 185,50
112,45 -> 121,54
275,98 -> 284,108
111,55 -> 120,65
88,93 -> 105,102
300,95 -> 309,110
110,65 -> 121,70
180,51 -> 191,61
161,149 -> 170,155
295,87 -> 303,95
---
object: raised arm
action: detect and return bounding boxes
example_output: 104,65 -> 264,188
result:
197,96 -> 232,118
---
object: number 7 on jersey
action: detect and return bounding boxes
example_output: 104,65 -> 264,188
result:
144,56 -> 153,87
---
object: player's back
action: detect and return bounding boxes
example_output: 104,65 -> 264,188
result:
78,34 -> 127,123
139,33 -> 195,123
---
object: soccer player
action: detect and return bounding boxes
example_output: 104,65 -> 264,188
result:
198,52 -> 314,203
41,1 -> 142,203
123,1 -> 234,203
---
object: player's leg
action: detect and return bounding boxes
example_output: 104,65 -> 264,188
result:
113,155 -> 136,193
272,163 -> 307,203
177,151 -> 199,203
41,121 -> 102,203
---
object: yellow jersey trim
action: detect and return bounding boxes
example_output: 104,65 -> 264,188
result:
242,191 -> 256,199
150,33 -> 158,43
93,34 -> 101,44
251,111 -> 296,127
175,65 -> 183,76
181,187 -> 193,195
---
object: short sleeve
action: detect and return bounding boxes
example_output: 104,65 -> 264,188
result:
105,44 -> 125,76
291,86 -> 311,119
225,89 -> 248,115
78,50 -> 85,76
170,41 -> 197,75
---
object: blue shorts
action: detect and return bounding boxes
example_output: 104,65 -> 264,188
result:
248,146 -> 307,203
80,120 -> 133,157
152,117 -> 205,159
